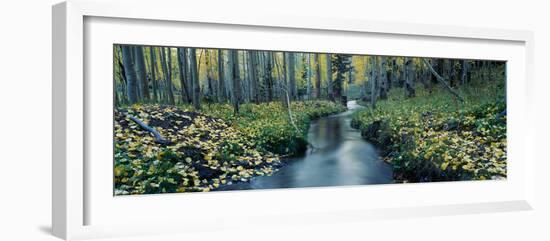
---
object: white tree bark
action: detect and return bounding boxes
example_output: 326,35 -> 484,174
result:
306,53 -> 312,100
379,56 -> 387,99
326,54 -> 333,100
370,56 -> 378,108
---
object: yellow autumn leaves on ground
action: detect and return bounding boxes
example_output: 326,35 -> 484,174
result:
114,105 -> 283,194
352,81 -> 507,182
114,101 -> 345,195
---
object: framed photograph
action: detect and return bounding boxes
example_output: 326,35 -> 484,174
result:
52,0 -> 535,240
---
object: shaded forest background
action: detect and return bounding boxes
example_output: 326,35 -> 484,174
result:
114,45 -> 504,110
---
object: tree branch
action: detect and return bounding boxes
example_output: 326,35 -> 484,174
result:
276,84 -> 300,133
422,59 -> 465,102
126,114 -> 172,145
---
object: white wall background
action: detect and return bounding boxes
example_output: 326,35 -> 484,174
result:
0,0 -> 548,240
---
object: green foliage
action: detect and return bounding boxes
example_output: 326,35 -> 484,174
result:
351,80 -> 506,182
331,54 -> 352,73
201,101 -> 346,156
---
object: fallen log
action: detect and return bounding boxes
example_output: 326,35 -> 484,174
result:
126,114 -> 172,145
422,59 -> 465,102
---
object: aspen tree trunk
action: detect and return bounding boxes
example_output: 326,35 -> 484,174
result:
208,51 -> 215,98
205,50 -> 213,97
271,52 -> 282,99
258,52 -> 265,102
315,53 -> 322,99
272,53 -> 282,101
481,61 -> 486,81
278,53 -> 294,124
370,56 -> 378,108
443,60 -> 451,81
129,48 -> 142,101
436,59 -> 445,83
149,47 -> 159,102
430,58 -> 439,88
253,51 -> 260,104
423,60 -> 432,93
460,59 -> 468,85
288,52 -> 296,100
405,57 -> 415,98
389,58 -> 395,90
379,56 -> 387,100
362,57 -> 369,99
160,47 -> 175,105
167,48 -> 175,105
347,65 -> 352,102
185,48 -> 194,106
247,51 -> 259,104
217,49 -> 226,103
177,48 -> 190,103
449,59 -> 456,86
121,46 -> 138,104
115,47 -> 128,104
188,48 -> 200,110
265,52 -> 274,102
133,46 -> 149,101
326,54 -> 333,101
306,53 -> 312,100
397,57 -> 404,87
387,57 -> 394,91
281,52 -> 290,108
210,51 -> 217,98
245,53 -> 251,102
241,53 -> 249,102
156,49 -> 165,102
487,61 -> 493,79
230,50 -> 241,114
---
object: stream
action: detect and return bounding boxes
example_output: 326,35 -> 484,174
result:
218,100 -> 393,191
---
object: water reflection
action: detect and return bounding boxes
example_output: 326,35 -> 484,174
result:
218,101 -> 393,191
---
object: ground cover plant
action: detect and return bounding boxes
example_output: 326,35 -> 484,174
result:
114,101 -> 344,194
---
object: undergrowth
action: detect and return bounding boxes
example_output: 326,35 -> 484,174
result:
352,79 -> 506,182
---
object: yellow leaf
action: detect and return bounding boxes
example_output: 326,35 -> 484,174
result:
441,162 -> 449,170
114,166 -> 124,177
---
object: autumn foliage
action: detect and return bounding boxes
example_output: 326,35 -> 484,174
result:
114,101 -> 345,194
352,79 -> 506,182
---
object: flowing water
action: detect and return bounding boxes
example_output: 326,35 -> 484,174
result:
218,100 -> 393,191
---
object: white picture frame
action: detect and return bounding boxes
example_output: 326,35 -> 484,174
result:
52,0 -> 535,240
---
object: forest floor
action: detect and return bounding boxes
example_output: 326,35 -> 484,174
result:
352,79 -> 507,182
114,101 -> 345,195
